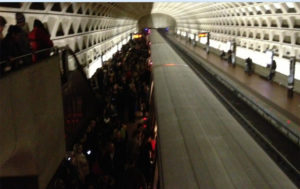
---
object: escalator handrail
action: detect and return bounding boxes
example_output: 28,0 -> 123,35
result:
0,47 -> 58,65
59,46 -> 96,96
0,47 -> 59,79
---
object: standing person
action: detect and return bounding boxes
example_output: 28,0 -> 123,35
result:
28,19 -> 53,62
15,12 -> 29,33
0,16 -> 7,75
245,57 -> 253,75
227,50 -> 232,64
268,60 -> 277,81
120,159 -> 147,189
15,13 -> 31,65
2,25 -> 27,70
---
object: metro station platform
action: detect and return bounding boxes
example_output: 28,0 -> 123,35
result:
169,34 -> 300,143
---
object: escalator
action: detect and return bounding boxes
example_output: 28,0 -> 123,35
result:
59,48 -> 98,150
0,47 -> 98,189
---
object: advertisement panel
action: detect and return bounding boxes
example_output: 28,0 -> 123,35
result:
265,50 -> 273,66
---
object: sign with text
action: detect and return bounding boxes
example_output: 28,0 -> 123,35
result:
265,50 -> 274,66
198,33 -> 208,38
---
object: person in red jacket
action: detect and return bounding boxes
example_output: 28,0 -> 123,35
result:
28,19 -> 53,62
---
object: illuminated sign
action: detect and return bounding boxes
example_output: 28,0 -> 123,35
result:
133,34 -> 142,39
198,33 -> 208,38
226,41 -> 232,52
164,63 -> 176,66
265,50 -> 273,65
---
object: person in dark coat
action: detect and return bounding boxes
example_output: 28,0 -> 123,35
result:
268,60 -> 277,81
245,57 -> 253,75
15,13 -> 32,65
227,50 -> 232,64
101,142 -> 117,176
1,25 -> 31,69
120,159 -> 146,189
15,12 -> 29,33
28,19 -> 53,62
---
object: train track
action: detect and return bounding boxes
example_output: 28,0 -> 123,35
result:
160,32 -> 300,187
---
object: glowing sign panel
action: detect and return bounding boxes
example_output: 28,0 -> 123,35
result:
133,34 -> 142,39
164,63 -> 176,66
198,33 -> 208,38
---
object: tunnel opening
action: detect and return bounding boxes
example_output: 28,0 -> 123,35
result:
138,13 -> 176,32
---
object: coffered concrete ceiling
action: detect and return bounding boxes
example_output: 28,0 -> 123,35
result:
1,2 -> 300,62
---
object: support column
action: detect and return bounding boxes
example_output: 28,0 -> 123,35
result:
206,32 -> 210,54
232,40 -> 236,65
287,56 -> 296,98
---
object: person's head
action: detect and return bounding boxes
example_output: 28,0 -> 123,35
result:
15,12 -> 26,27
122,123 -> 127,130
122,75 -> 126,82
137,123 -> 143,130
7,25 -> 22,40
33,19 -> 44,29
114,130 -> 121,140
90,120 -> 96,128
107,142 -> 115,153
87,125 -> 92,133
0,16 -> 7,33
73,144 -> 83,154
80,134 -> 87,144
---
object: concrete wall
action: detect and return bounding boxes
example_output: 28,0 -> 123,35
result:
138,13 -> 176,31
0,55 -> 66,189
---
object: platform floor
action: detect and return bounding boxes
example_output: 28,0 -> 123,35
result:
172,35 -> 300,132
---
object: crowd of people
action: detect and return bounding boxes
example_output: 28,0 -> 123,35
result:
1,13 -> 155,188
0,13 -> 53,76
47,35 -> 156,189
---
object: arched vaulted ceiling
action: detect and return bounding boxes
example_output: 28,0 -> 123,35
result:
110,2 -> 300,59
1,2 -> 300,63
149,2 -> 300,58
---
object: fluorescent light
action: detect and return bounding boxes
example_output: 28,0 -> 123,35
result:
286,2 -> 295,8
274,3 -> 281,9
255,6 -> 261,11
264,4 -> 270,10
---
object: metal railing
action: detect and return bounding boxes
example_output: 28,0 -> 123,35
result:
0,47 -> 58,64
0,46 -> 90,80
0,47 -> 59,78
